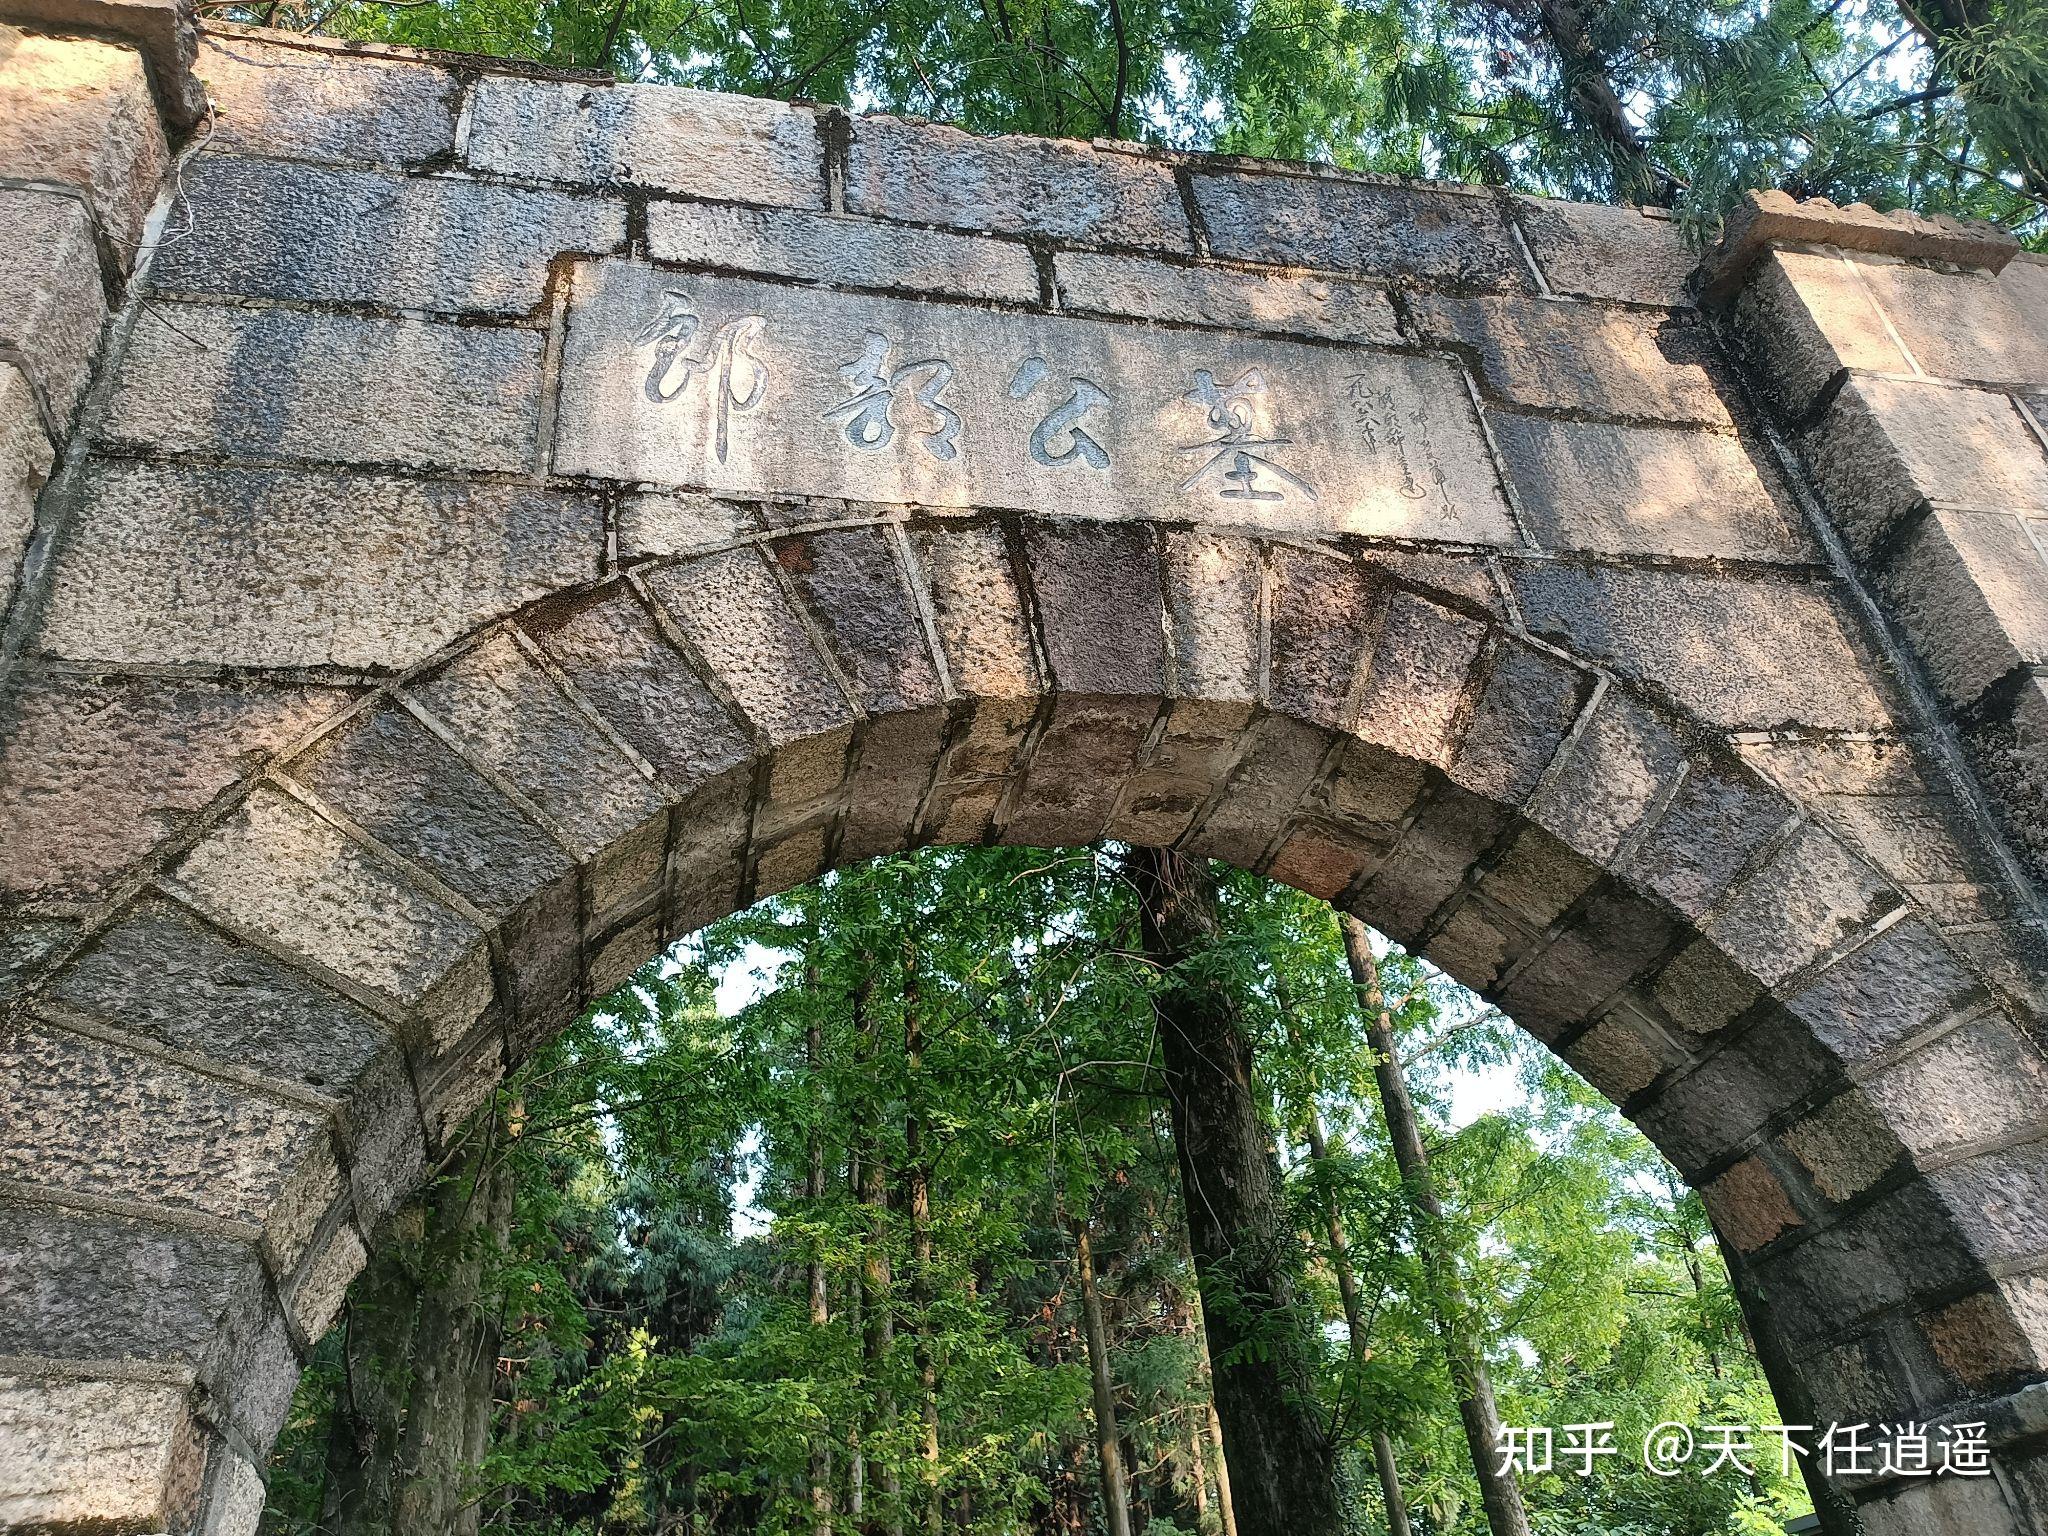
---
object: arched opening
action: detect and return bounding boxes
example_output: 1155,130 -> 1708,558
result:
6,520 -> 2043,1534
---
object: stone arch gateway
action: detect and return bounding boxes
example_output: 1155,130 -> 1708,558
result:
5,14 -> 2048,1534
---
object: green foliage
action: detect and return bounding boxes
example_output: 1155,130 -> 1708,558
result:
265,846 -> 1817,1534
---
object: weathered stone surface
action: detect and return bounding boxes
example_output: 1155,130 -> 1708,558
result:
0,361 -> 56,624
201,31 -> 456,166
1648,937 -> 1763,1039
1965,675 -> 2048,883
557,261 -> 1516,543
0,916 -> 73,1004
1510,197 -> 1696,307
846,118 -> 1186,250
1351,591 -> 1486,765
1409,295 -> 1728,425
172,784 -> 492,1040
1024,521 -> 1165,697
1805,377 -> 2048,557
1865,1011 -> 2048,1157
293,703 -> 574,920
0,1374 -> 201,1533
1846,253 -> 2048,390
55,896 -> 391,1093
30,461 -> 601,669
1703,822 -> 1895,987
0,187 -> 107,431
0,1021 -> 329,1225
1877,507 -> 2048,708
0,1201 -> 265,1374
1729,248 -> 1912,417
643,549 -> 854,745
616,491 -> 755,560
773,526 -> 944,714
0,27 -> 168,253
1489,413 -> 1814,561
1702,1156 -> 1803,1253
1512,564 -> 1890,732
0,675 -> 347,903
1625,754 -> 1790,918
1054,250 -> 1401,343
101,302 -> 544,473
1702,188 -> 2018,302
648,201 -> 1038,304
1162,530 -> 1261,703
1192,170 -> 1528,288
1268,546 -> 1381,731
1778,1090 -> 1900,1204
1447,644 -> 1589,807
468,75 -> 822,206
909,523 -> 1037,700
519,587 -> 753,791
1785,915 -> 1981,1064
150,155 -> 625,315
411,633 -> 668,912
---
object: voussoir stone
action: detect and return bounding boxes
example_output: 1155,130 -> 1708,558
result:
0,27 -> 169,254
0,186 -> 108,432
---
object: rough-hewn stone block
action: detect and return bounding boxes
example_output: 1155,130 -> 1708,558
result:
0,361 -> 56,625
1489,413 -> 1814,561
1703,822 -> 1895,987
0,1021 -> 330,1228
150,155 -> 625,315
411,634 -> 668,916
1702,1155 -> 1803,1253
1510,197 -> 1696,307
1191,714 -> 1331,870
1729,248 -> 1912,418
908,523 -> 1037,701
54,896 -> 390,1094
1053,250 -> 1400,343
616,491 -> 754,561
846,118 -> 1187,251
1847,253 -> 2048,390
1023,521 -> 1165,697
1623,754 -> 1790,918
201,32 -> 456,166
1351,591 -> 1486,766
1877,507 -> 2048,708
1268,546 -> 1382,731
173,784 -> 493,1044
1192,170 -> 1528,287
1511,563 -> 1890,732
0,187 -> 107,431
467,76 -> 823,207
1865,1011 -> 2048,1157
0,28 -> 168,254
1161,530 -> 1261,703
519,587 -> 753,791
0,675 -> 348,904
1963,675 -> 2048,883
1785,916 -> 1980,1064
643,549 -> 854,745
101,302 -> 544,473
1777,1089 -> 1901,1204
1805,377 -> 2048,558
773,526 -> 944,714
648,200 -> 1037,303
0,1374 -> 203,1533
1409,295 -> 1728,425
30,461 -> 601,669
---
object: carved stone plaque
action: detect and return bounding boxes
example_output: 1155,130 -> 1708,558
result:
555,260 -> 1520,544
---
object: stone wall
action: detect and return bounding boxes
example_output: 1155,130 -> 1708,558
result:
0,17 -> 2047,1534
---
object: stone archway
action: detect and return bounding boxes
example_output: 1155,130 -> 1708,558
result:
4,17 -> 2048,1536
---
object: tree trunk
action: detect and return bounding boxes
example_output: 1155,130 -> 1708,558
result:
1125,847 -> 1341,1536
904,945 -> 944,1536
1299,1096 -> 1414,1536
319,1207 -> 425,1535
857,972 -> 903,1536
391,1117 -> 513,1536
808,1000 -> 836,1536
1340,915 -> 1531,1536
1073,1215 -> 1135,1536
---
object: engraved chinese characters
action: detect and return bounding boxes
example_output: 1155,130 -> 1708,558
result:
560,260 -> 1518,545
